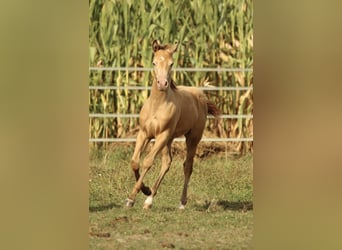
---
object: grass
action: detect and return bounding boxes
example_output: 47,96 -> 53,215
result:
89,145 -> 253,249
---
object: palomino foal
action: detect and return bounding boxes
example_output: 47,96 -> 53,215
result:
126,40 -> 220,209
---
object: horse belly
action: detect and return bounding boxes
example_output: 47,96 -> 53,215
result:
174,94 -> 207,138
173,111 -> 198,137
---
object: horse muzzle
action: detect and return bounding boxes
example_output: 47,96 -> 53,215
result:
157,79 -> 169,91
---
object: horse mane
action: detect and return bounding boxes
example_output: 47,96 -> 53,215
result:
170,79 -> 177,90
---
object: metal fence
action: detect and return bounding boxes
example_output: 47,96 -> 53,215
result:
89,67 -> 253,143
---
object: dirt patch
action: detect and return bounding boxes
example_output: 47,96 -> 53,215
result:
109,216 -> 129,226
161,241 -> 176,248
89,231 -> 111,238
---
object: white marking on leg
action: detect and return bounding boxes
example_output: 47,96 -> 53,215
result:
144,196 -> 153,206
178,203 -> 185,210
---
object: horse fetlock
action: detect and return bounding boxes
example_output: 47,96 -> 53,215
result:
141,185 -> 152,196
180,198 -> 187,206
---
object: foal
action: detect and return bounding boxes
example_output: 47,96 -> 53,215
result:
126,40 -> 220,209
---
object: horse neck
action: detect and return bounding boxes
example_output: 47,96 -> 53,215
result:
150,79 -> 176,115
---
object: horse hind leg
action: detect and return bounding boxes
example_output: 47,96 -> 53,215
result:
143,141 -> 173,209
179,135 -> 201,209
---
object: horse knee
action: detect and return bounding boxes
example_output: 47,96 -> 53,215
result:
131,159 -> 139,171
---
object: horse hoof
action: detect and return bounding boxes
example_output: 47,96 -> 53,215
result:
143,203 -> 152,210
125,198 -> 134,208
178,203 -> 186,210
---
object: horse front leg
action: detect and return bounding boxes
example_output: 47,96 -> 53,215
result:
126,130 -> 151,208
179,136 -> 200,209
143,140 -> 173,209
127,131 -> 170,209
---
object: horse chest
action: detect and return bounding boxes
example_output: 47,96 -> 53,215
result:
142,115 -> 170,137
140,103 -> 178,137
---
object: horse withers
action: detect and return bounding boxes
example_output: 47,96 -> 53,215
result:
126,40 -> 220,209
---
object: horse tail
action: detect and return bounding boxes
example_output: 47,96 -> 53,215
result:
207,100 -> 221,117
207,100 -> 226,137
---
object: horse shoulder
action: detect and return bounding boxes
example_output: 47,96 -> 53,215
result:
139,99 -> 152,126
158,100 -> 179,123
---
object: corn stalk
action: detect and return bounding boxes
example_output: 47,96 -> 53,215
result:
89,0 -> 253,153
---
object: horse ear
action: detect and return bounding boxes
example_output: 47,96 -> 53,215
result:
152,40 -> 160,52
167,41 -> 178,54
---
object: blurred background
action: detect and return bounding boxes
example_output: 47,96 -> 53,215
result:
88,0 -> 253,153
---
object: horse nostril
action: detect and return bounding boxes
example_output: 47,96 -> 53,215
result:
164,80 -> 168,86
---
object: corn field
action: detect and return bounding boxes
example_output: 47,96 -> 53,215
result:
89,0 -> 253,152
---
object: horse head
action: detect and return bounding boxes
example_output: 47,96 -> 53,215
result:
152,40 -> 178,91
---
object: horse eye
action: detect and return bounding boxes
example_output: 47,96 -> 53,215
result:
152,62 -> 156,66
170,62 -> 174,67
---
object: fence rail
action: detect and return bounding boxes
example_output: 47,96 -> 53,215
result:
89,86 -> 253,91
89,114 -> 253,119
89,67 -> 253,143
89,67 -> 253,72
89,138 -> 253,143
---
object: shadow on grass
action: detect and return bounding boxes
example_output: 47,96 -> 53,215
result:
217,200 -> 253,211
89,203 -> 121,212
196,200 -> 253,212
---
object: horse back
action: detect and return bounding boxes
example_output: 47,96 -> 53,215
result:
175,86 -> 208,116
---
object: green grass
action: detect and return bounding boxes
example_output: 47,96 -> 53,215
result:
89,145 -> 253,249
